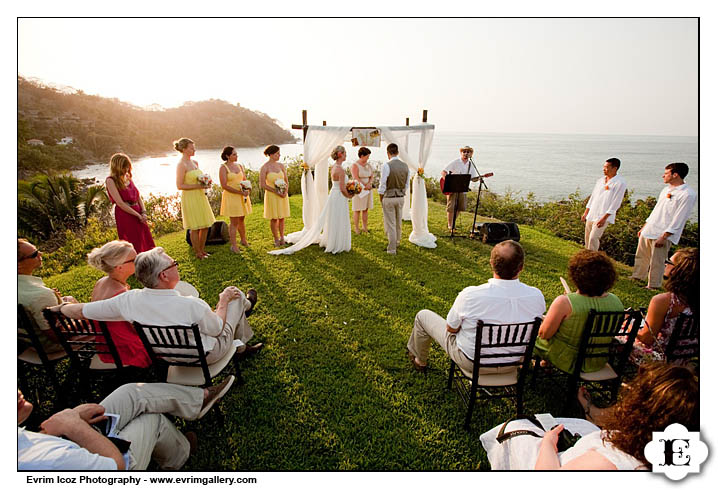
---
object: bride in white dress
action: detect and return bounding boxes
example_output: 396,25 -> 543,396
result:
269,146 -> 353,255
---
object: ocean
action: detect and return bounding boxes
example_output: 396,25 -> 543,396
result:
73,131 -> 698,219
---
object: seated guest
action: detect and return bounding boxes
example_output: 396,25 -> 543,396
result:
534,363 -> 697,469
55,246 -> 262,363
407,240 -> 546,373
18,377 -> 234,470
87,240 -> 151,368
17,238 -> 76,354
534,250 -> 623,374
630,247 -> 698,365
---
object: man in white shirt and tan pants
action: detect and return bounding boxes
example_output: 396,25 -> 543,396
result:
581,158 -> 627,251
631,162 -> 697,289
406,240 -> 545,373
442,145 -> 480,231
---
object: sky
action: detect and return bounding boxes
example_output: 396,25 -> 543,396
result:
17,17 -> 697,136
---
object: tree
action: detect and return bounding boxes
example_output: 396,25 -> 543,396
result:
18,173 -> 109,241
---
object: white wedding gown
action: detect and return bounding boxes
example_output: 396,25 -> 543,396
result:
269,178 -> 351,255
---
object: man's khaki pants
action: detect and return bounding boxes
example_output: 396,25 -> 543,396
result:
100,382 -> 205,470
382,196 -> 404,254
584,220 -> 608,251
407,309 -> 516,379
631,235 -> 670,288
205,292 -> 254,364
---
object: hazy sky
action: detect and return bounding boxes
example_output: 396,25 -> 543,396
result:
18,18 -> 697,136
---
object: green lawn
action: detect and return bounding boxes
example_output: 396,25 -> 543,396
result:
36,194 -> 655,470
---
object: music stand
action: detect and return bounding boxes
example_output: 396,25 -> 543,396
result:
443,174 -> 471,238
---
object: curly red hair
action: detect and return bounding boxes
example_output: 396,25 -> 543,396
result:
568,250 -> 616,297
601,363 -> 699,468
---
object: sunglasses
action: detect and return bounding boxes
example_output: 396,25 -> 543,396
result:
122,257 -> 136,265
665,259 -> 675,266
161,260 -> 179,274
21,249 -> 40,261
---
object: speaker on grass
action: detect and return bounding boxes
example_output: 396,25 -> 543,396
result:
473,222 -> 520,243
185,221 -> 230,246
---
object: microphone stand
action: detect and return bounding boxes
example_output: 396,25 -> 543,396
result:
468,157 -> 488,239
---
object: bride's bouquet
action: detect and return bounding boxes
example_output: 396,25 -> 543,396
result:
197,173 -> 213,187
274,178 -> 287,194
345,179 -> 363,197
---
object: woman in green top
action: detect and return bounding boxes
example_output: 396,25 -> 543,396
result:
534,250 -> 623,373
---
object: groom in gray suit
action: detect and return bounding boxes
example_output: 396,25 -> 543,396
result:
378,143 -> 410,255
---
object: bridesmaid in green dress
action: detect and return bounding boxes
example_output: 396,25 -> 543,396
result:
175,137 -> 215,259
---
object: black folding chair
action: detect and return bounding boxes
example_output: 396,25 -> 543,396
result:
42,307 -> 130,400
665,313 -> 698,365
447,317 -> 542,430
567,309 -> 642,412
133,322 -> 240,387
17,305 -> 67,402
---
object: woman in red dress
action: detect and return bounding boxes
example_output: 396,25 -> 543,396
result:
105,153 -> 155,253
87,240 -> 151,368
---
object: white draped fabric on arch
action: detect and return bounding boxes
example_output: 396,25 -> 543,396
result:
284,123 -> 437,249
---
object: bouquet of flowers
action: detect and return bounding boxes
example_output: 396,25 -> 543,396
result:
301,162 -> 309,172
274,178 -> 287,194
345,179 -> 363,197
197,173 -> 213,187
239,180 -> 252,191
417,168 -> 427,180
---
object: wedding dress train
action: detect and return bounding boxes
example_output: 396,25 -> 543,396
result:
269,179 -> 351,255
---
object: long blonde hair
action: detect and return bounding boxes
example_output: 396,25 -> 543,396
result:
109,153 -> 132,190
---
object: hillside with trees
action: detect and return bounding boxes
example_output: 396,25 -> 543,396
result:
17,76 -> 296,178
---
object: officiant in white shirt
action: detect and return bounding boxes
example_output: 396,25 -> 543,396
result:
442,145 -> 479,231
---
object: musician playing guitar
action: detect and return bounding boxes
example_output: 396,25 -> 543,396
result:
441,145 -> 480,231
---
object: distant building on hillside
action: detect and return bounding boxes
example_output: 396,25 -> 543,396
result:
27,139 -> 44,146
57,137 -> 74,145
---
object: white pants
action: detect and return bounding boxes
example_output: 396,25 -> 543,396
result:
100,382 -> 204,470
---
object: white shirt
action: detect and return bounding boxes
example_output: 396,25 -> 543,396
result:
585,174 -> 627,224
443,158 -> 479,179
18,427 -> 117,470
378,156 -> 411,196
82,288 -> 223,353
448,279 -> 546,362
641,183 -> 697,244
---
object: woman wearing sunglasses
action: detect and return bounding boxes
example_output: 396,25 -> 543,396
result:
629,247 -> 698,365
87,240 -> 151,368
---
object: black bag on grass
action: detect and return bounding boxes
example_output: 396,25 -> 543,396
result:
185,221 -> 229,246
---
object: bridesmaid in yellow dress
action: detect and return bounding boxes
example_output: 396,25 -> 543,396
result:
174,137 -> 215,259
219,146 -> 252,253
259,144 -> 290,247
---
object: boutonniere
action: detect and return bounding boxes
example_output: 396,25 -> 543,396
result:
605,185 -> 610,190
666,193 -> 672,199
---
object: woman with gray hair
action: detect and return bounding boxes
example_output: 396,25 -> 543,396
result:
270,145 -> 352,255
87,240 -> 151,368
